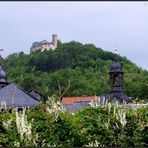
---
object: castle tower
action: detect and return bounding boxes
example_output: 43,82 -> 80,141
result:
107,48 -> 130,103
52,34 -> 58,47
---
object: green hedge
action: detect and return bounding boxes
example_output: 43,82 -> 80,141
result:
0,102 -> 148,147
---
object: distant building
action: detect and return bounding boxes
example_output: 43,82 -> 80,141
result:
106,48 -> 131,103
61,49 -> 131,112
0,83 -> 39,108
0,64 -> 41,109
61,96 -> 100,112
30,34 -> 58,52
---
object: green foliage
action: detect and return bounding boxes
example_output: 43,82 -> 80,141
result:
3,41 -> 148,99
0,103 -> 148,147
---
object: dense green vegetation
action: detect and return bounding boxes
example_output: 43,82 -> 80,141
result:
1,42 -> 148,147
2,41 -> 148,100
0,102 -> 148,147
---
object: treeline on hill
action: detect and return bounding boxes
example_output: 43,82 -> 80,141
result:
2,41 -> 148,100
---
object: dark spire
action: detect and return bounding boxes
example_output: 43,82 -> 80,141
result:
110,48 -> 122,72
0,50 -> 8,87
106,48 -> 130,103
0,65 -> 7,83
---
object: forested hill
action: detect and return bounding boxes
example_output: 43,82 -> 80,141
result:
2,41 -> 148,100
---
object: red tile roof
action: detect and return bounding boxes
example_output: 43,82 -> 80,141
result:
61,96 -> 100,104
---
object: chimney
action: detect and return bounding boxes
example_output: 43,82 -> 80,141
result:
52,34 -> 58,47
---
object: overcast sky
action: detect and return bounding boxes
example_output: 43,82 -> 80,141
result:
0,2 -> 148,70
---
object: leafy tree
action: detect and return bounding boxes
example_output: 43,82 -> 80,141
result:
2,41 -> 148,100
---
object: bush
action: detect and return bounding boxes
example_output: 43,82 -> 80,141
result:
0,102 -> 148,147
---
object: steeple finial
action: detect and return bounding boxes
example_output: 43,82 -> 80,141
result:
114,47 -> 118,54
114,47 -> 119,61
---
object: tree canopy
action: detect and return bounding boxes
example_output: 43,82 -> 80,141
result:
3,41 -> 148,100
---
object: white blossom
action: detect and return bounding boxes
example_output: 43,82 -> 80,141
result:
115,108 -> 127,127
89,100 -> 100,108
3,118 -> 12,130
85,140 -> 104,147
46,98 -> 66,121
0,100 -> 7,111
15,107 -> 32,141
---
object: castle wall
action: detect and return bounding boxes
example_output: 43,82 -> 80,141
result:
30,34 -> 58,52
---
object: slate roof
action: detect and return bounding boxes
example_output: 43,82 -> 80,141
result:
63,101 -> 91,112
0,83 -> 39,108
29,90 -> 45,102
62,96 -> 100,104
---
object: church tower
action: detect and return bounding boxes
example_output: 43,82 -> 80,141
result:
107,48 -> 130,103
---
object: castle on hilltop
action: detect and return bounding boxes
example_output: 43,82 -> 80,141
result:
30,34 -> 59,52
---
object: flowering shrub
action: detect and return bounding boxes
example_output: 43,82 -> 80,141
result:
0,100 -> 148,147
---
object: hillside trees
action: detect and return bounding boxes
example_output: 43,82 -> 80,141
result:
3,41 -> 148,100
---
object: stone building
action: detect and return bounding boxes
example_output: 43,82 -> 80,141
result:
61,96 -> 100,112
30,34 -> 58,52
